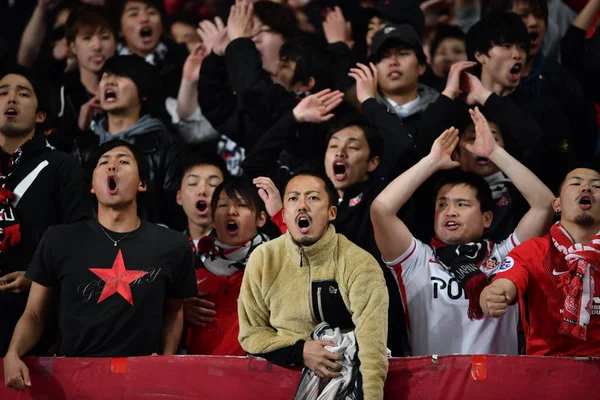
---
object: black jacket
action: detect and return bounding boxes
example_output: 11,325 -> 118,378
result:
561,26 -> 600,105
0,135 -> 93,275
518,52 -> 598,162
72,116 -> 185,230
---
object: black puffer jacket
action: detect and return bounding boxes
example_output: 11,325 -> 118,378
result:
72,115 -> 185,230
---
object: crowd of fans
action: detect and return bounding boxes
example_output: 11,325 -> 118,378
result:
0,0 -> 599,397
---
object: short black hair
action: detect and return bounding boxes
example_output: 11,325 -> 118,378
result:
326,113 -> 382,160
370,38 -> 427,65
288,166 -> 339,207
65,4 -> 117,44
558,162 -> 600,196
279,33 -> 332,93
86,139 -> 150,187
168,12 -> 200,30
481,0 -> 549,25
432,168 -> 495,212
253,1 -> 299,41
429,24 -> 466,61
0,65 -> 50,134
112,0 -> 166,25
210,176 -> 266,219
466,12 -> 530,64
179,152 -> 229,187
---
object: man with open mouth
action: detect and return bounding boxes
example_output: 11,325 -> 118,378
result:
484,165 -> 600,357
462,12 -> 573,191
0,66 -> 93,357
116,0 -> 188,100
371,107 -> 554,356
239,169 -> 389,399
3,140 -> 196,392
72,54 -> 185,230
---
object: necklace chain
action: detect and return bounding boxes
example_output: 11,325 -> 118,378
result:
97,219 -> 141,247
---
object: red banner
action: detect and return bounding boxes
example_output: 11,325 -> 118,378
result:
0,355 -> 599,399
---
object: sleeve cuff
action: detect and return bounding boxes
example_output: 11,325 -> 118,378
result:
270,208 -> 287,234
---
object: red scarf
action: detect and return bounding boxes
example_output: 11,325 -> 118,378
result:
551,222 -> 600,340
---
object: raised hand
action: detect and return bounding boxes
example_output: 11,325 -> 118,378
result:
463,73 -> 492,106
427,127 -> 461,170
182,43 -> 208,82
348,62 -> 378,104
227,0 -> 259,41
441,60 -> 477,100
292,89 -> 344,123
461,107 -> 498,158
322,6 -> 354,50
197,17 -> 229,57
78,96 -> 102,131
254,177 -> 283,217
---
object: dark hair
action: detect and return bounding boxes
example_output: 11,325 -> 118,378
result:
253,1 -> 299,41
288,166 -> 339,207
65,4 -> 117,44
466,12 -> 530,65
481,0 -> 548,24
168,12 -> 200,30
180,152 -> 229,186
432,168 -> 495,212
210,177 -> 266,219
558,162 -> 600,196
429,24 -> 466,61
326,113 -> 382,160
371,38 -> 427,65
86,140 -> 150,186
111,0 -> 166,24
100,55 -> 159,115
279,34 -> 332,93
0,65 -> 50,133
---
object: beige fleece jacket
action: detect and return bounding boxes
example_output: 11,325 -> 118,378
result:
238,225 -> 389,399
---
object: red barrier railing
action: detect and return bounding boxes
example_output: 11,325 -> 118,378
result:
0,355 -> 599,399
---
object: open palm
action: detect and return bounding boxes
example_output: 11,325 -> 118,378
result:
462,107 -> 497,158
430,127 -> 461,170
293,89 -> 344,123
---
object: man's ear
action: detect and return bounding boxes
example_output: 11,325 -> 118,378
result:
138,181 -> 147,192
474,51 -> 486,65
35,112 -> 47,124
418,63 -> 426,76
483,210 -> 493,229
295,77 -> 316,93
69,41 -> 77,55
328,205 -> 337,222
552,197 -> 561,213
176,190 -> 182,206
367,156 -> 380,173
256,211 -> 268,228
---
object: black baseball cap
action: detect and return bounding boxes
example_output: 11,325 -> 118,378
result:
366,0 -> 425,37
370,24 -> 426,63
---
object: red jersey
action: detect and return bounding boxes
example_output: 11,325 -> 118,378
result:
186,267 -> 245,356
495,234 -> 600,356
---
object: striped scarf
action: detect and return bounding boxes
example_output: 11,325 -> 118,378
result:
551,222 -> 600,340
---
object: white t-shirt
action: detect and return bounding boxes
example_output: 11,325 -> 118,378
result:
385,234 -> 520,356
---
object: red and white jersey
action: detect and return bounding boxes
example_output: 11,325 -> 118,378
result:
386,233 -> 520,356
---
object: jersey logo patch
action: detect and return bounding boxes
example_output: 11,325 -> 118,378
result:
485,256 -> 499,270
349,193 -> 363,207
499,256 -> 514,272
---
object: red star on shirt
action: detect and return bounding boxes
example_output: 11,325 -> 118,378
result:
89,250 -> 149,305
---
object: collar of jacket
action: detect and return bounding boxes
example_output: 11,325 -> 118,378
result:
519,52 -> 545,88
284,224 -> 338,267
0,134 -> 53,163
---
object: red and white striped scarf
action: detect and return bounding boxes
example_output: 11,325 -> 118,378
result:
551,222 -> 600,340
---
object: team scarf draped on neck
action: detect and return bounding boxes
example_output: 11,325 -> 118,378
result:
191,233 -> 268,277
431,237 -> 491,320
0,137 -> 53,254
551,222 -> 600,340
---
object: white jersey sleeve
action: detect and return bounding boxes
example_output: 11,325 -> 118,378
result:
482,232 -> 521,277
383,236 -> 435,284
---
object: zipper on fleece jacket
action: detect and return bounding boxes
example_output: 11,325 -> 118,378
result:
301,247 -> 318,324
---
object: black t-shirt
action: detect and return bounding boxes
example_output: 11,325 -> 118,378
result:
26,219 -> 196,357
